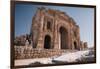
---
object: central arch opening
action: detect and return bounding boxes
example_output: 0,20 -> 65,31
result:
59,27 -> 68,49
44,35 -> 51,49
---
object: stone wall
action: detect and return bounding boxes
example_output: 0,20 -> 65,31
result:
15,46 -> 77,59
31,7 -> 82,50
80,41 -> 88,50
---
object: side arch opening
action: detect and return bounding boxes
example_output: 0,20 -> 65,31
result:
44,35 -> 51,49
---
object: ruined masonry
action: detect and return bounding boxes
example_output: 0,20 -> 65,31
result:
30,7 -> 87,50
15,7 -> 88,59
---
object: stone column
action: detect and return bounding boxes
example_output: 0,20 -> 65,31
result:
66,27 -> 71,49
54,20 -> 59,49
36,15 -> 44,49
58,32 -> 61,49
76,26 -> 81,50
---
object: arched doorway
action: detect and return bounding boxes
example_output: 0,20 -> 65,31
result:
74,41 -> 77,49
44,35 -> 51,49
59,27 -> 68,49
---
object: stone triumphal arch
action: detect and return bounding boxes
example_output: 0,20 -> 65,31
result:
30,7 -> 87,50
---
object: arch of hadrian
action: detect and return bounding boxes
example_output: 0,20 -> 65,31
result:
30,7 -> 87,50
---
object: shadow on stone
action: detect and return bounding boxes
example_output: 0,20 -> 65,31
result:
52,60 -> 68,64
28,62 -> 43,66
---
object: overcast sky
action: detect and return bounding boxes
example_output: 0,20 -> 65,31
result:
15,3 -> 94,47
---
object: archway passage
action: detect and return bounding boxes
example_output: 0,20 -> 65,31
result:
59,27 -> 68,49
74,41 -> 77,49
44,35 -> 51,49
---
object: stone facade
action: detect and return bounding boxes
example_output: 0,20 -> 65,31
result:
14,7 -> 88,59
30,7 -> 87,50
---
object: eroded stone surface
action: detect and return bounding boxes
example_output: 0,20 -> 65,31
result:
14,7 -> 88,59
